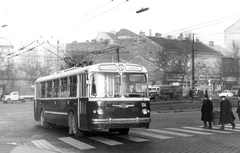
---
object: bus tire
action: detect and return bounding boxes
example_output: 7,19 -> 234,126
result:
7,98 -> 12,103
118,128 -> 129,135
40,109 -> 50,129
69,112 -> 84,137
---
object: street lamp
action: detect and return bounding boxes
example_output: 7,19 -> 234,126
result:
1,25 -> 8,28
136,7 -> 149,14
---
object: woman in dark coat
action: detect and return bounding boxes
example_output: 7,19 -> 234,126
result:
201,94 -> 213,129
219,96 -> 235,130
236,96 -> 240,120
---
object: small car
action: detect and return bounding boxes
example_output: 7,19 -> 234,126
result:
218,90 -> 234,97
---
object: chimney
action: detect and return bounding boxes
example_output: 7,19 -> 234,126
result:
149,29 -> 152,37
167,35 -> 172,39
196,39 -> 200,42
179,33 -> 184,40
139,31 -> 145,36
155,33 -> 162,37
209,41 -> 214,46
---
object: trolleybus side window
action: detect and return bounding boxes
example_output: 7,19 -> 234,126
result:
53,79 -> 59,97
46,80 -> 52,98
60,77 -> 68,97
36,83 -> 40,98
40,82 -> 46,98
69,75 -> 77,97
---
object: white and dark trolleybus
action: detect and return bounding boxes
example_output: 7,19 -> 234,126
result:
34,63 -> 151,137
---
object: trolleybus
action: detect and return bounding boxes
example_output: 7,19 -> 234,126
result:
34,63 -> 151,137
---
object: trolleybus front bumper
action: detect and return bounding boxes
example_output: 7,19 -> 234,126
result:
92,117 -> 151,125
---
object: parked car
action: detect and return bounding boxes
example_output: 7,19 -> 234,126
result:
230,86 -> 240,96
2,91 -> 34,103
218,90 -> 234,97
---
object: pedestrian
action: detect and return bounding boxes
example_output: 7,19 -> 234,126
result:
236,95 -> 240,120
201,94 -> 213,129
219,96 -> 236,130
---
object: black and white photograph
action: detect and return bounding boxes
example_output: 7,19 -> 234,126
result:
1,0 -> 240,152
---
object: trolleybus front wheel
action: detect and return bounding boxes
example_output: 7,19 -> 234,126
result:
69,112 -> 84,137
40,109 -> 50,129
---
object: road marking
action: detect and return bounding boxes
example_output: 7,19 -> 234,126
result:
131,131 -> 173,139
31,139 -> 62,152
224,124 -> 240,129
165,128 -> 213,135
59,137 -> 95,150
88,136 -> 123,146
183,127 -> 232,133
115,135 -> 149,142
146,129 -> 193,137
223,127 -> 240,132
6,142 -> 17,145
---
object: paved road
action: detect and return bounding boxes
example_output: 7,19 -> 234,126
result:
1,101 -> 240,153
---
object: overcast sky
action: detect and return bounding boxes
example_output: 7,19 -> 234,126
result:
1,0 -> 240,48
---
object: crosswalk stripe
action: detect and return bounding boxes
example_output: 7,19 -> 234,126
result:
115,135 -> 149,142
224,127 -> 240,132
31,140 -> 62,152
146,129 -> 193,137
165,128 -> 213,135
131,131 -> 173,139
225,125 -> 240,129
88,136 -> 123,146
183,127 -> 232,134
59,137 -> 95,150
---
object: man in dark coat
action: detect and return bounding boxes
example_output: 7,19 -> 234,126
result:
236,96 -> 240,120
201,94 -> 213,129
219,96 -> 236,130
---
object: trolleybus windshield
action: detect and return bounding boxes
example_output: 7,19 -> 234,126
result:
90,72 -> 148,98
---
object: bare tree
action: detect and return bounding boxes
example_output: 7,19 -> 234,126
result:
225,40 -> 240,83
18,51 -> 53,89
0,59 -> 16,89
64,49 -> 94,69
157,36 -> 193,86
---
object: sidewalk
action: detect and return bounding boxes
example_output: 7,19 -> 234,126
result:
1,144 -> 58,153
150,96 -> 238,113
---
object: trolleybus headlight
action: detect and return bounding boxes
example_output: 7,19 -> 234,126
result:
142,108 -> 149,115
97,108 -> 104,115
142,108 -> 150,115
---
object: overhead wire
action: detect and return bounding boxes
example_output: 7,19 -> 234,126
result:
67,0 -> 129,32
7,41 -> 45,59
162,12 -> 240,36
64,0 -> 113,27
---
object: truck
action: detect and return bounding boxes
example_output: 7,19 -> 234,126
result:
2,91 -> 34,103
149,85 -> 184,102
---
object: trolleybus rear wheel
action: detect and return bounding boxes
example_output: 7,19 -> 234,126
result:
40,109 -> 50,129
69,112 -> 84,137
118,128 -> 129,135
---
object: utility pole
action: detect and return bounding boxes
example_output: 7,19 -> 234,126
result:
192,33 -> 195,102
57,39 -> 60,70
116,46 -> 119,62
